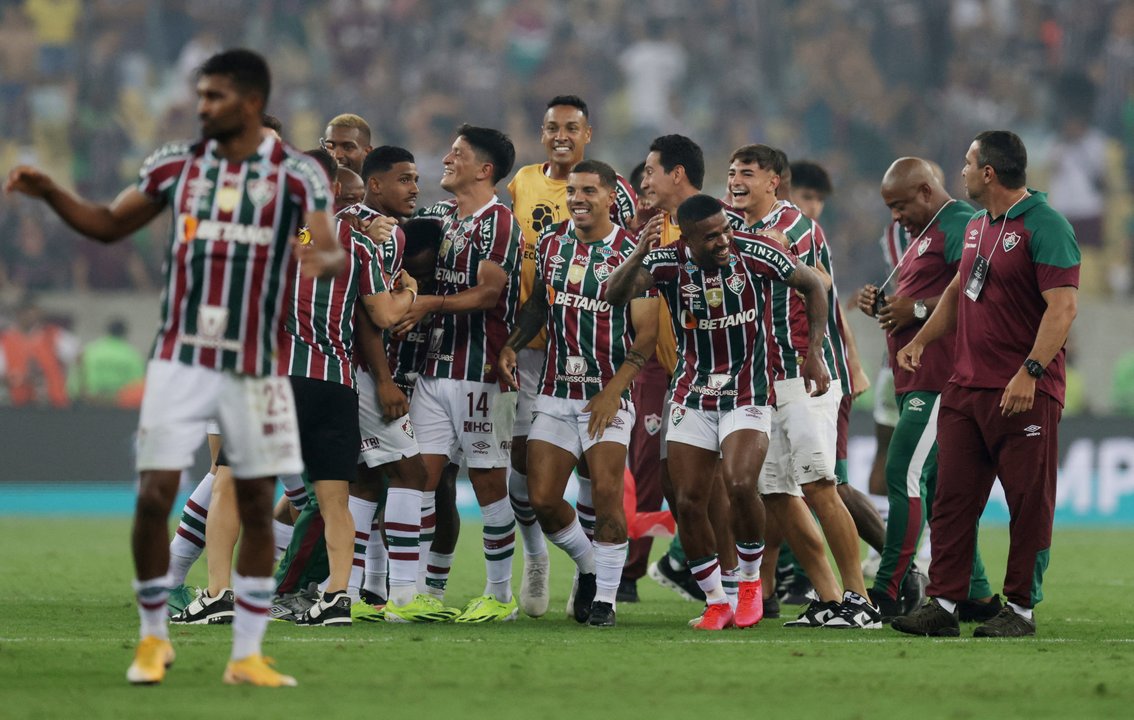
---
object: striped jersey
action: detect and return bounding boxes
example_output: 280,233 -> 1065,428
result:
508,163 -> 636,350
277,219 -> 388,388
415,196 -> 523,385
642,232 -> 797,411
536,221 -> 650,400
811,222 -> 852,396
880,220 -> 911,273
137,135 -> 330,376
729,202 -> 847,394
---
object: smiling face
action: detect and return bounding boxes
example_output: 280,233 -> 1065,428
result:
684,212 -> 734,269
541,105 -> 591,168
322,125 -> 370,174
727,159 -> 779,216
641,151 -> 683,214
566,171 -> 614,236
440,136 -> 488,194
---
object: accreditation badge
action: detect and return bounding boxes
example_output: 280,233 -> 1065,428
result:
964,254 -> 990,301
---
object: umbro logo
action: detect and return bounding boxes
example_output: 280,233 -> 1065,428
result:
471,441 -> 491,451
802,465 -> 811,473
1025,425 -> 1042,437
908,397 -> 926,411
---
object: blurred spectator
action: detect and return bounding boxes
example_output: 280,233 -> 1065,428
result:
67,317 -> 146,406
0,299 -> 74,407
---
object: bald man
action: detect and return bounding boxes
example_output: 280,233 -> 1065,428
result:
856,158 -> 995,621
336,167 -> 366,211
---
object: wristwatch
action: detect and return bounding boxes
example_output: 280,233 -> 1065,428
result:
1023,359 -> 1045,379
913,299 -> 928,320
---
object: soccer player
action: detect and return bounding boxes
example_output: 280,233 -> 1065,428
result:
607,194 -> 830,630
786,161 -> 889,595
393,125 -> 524,622
856,157 -> 996,621
726,146 -> 879,629
636,135 -> 712,605
322,113 -> 374,174
894,131 -> 1079,638
6,49 -> 345,685
505,95 -> 636,617
336,167 -> 366,209
499,160 -> 658,627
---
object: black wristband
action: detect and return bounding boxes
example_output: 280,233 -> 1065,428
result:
1023,359 -> 1045,379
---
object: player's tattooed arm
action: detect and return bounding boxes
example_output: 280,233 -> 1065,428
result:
505,280 -> 549,352
497,281 -> 548,390
783,261 -> 831,396
584,296 -> 658,439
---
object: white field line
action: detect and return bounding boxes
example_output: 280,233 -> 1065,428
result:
1,636 -> 1131,645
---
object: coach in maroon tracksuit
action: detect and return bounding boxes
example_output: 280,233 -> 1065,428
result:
891,130 -> 1079,638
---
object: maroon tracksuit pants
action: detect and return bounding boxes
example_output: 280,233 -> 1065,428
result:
622,356 -> 670,582
927,382 -> 1061,608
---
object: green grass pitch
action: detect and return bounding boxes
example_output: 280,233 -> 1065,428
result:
1,519 -> 1131,719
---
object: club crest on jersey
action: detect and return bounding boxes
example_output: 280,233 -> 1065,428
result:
216,186 -> 241,213
451,234 -> 469,256
1002,231 -> 1021,252
705,288 -> 724,308
644,413 -> 661,436
197,304 -> 229,340
565,356 -> 587,376
669,405 -> 686,427
706,373 -> 731,390
247,179 -> 277,207
401,418 -> 415,439
593,262 -> 612,282
918,236 -> 931,256
726,273 -> 746,294
567,263 -> 587,284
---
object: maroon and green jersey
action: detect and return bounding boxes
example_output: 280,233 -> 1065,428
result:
137,136 -> 329,376
811,222 -> 853,396
730,203 -> 847,393
952,191 -> 1079,405
415,196 -> 522,385
278,219 -> 388,388
536,221 -> 650,401
642,231 -> 797,411
888,200 -> 974,395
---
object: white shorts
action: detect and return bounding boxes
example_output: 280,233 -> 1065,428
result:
872,364 -> 899,427
759,377 -> 840,495
136,360 -> 303,479
410,376 -> 515,469
357,372 -> 420,468
512,347 -> 545,437
665,403 -> 771,455
528,394 -> 636,458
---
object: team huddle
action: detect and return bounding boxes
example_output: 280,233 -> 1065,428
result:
4,49 -> 1080,687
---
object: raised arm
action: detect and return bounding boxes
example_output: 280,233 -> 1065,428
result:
5,167 -> 164,243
